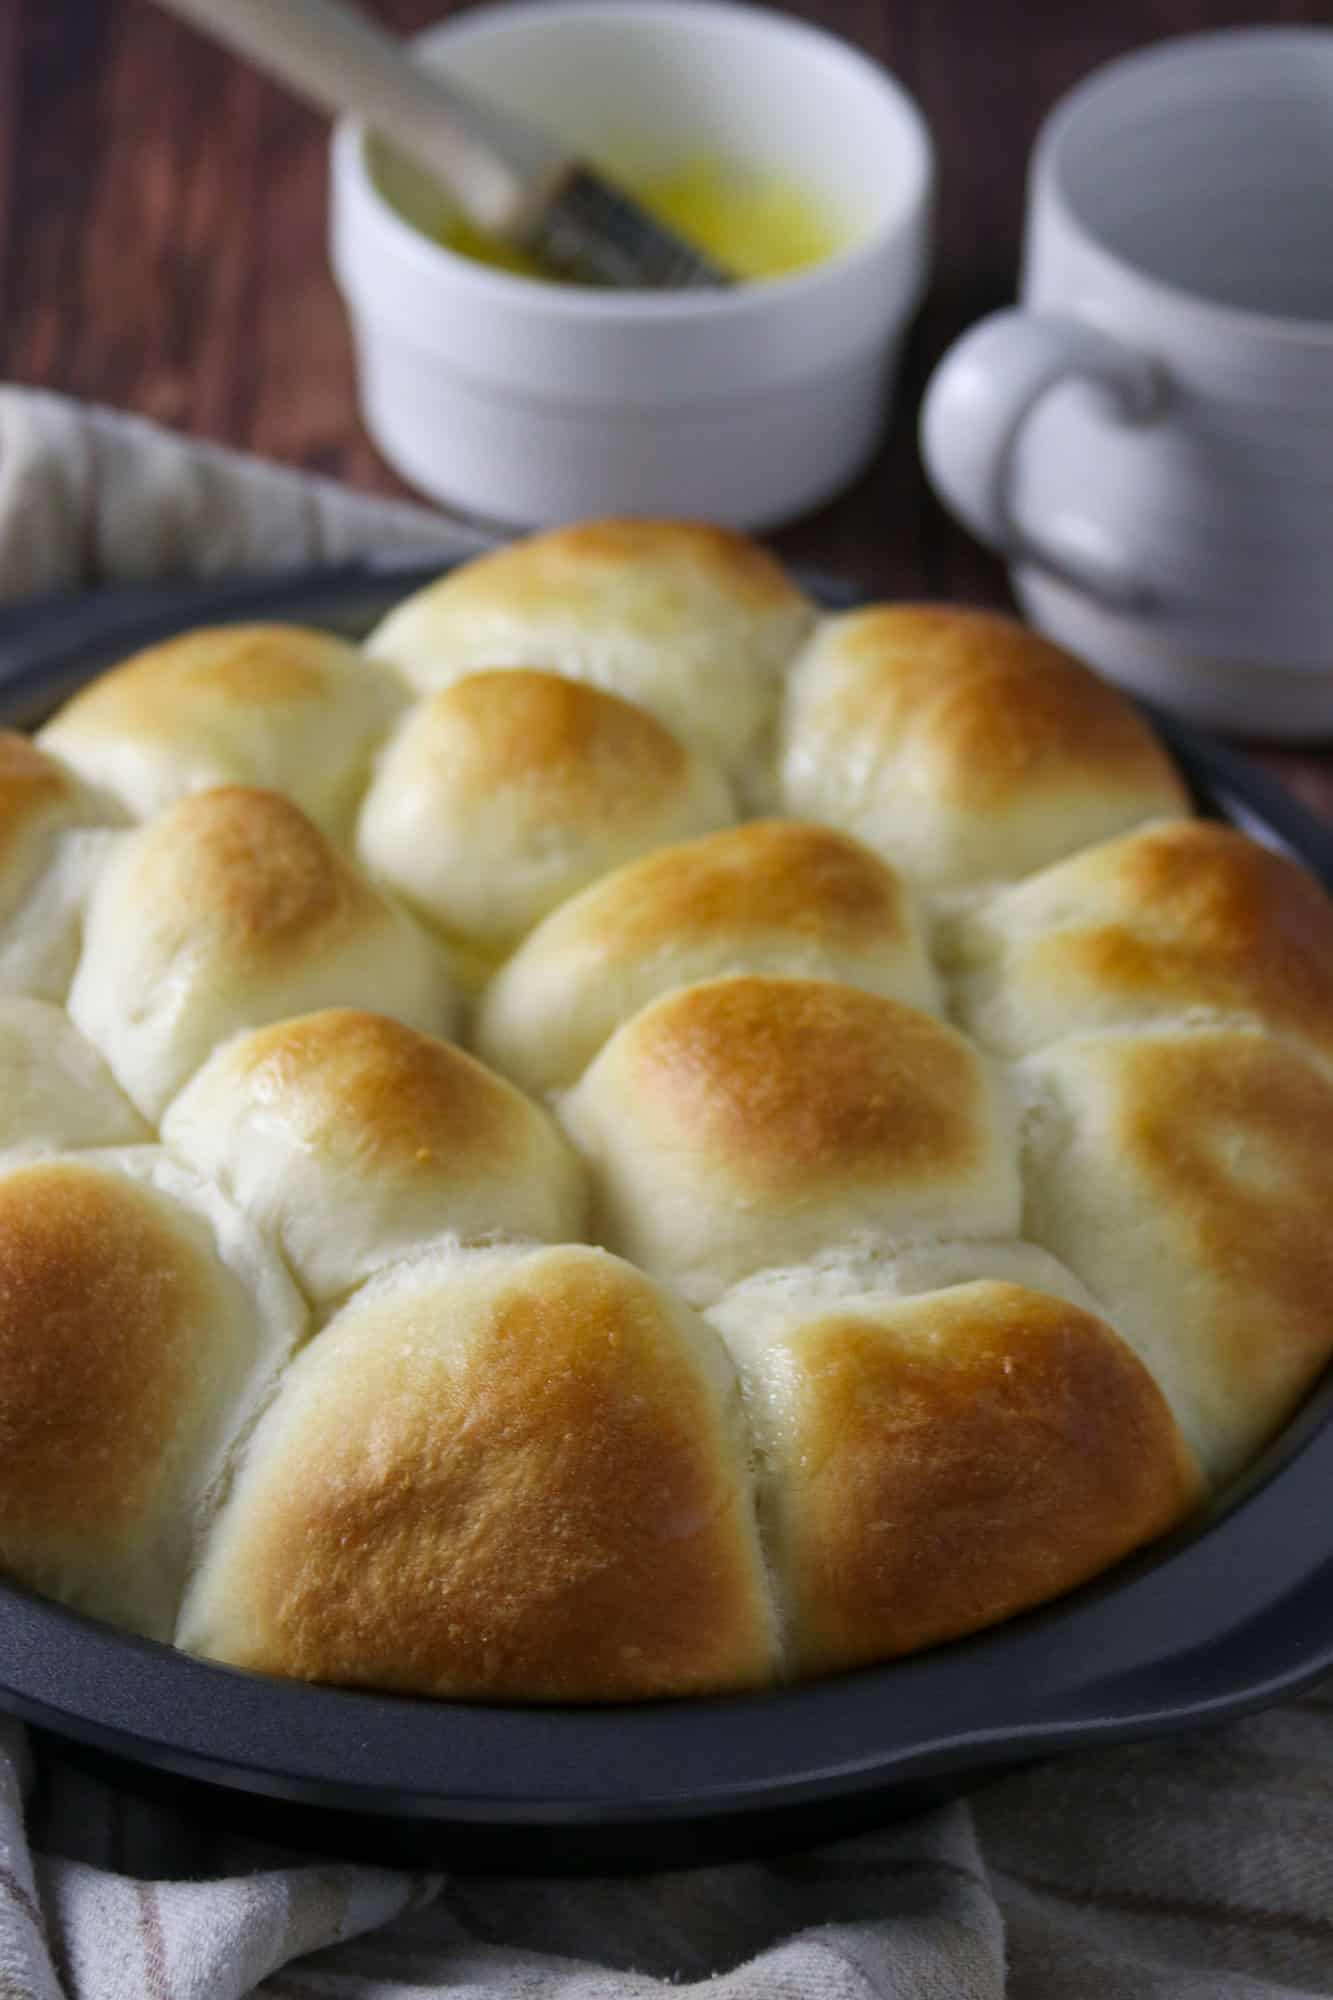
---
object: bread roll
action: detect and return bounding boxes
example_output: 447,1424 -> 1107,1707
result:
0,999 -> 147,1156
39,625 -> 406,839
356,670 -> 735,958
0,1149 -> 305,1639
1020,1026 -> 1333,1484
474,820 -> 939,1095
69,787 -> 456,1118
560,976 -> 1020,1304
0,732 -> 119,1002
944,819 -> 1333,1067
365,520 -> 815,794
780,605 -> 1190,887
710,1274 -> 1201,1673
178,1243 -> 779,1701
163,1010 -> 587,1303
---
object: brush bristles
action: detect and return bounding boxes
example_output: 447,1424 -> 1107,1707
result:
529,165 -> 733,291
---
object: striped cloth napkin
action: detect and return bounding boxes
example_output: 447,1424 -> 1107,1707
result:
1,382 -> 1332,2000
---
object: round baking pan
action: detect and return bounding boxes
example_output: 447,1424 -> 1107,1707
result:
3,560 -> 1333,1872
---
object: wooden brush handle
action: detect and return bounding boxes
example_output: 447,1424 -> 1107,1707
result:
152,0 -> 559,231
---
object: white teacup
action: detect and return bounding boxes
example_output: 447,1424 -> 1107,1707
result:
920,29 -> 1333,737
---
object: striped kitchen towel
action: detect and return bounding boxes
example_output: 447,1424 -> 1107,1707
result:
9,1689 -> 1333,2000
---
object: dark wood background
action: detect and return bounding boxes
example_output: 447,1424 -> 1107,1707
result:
1,0 -> 1329,806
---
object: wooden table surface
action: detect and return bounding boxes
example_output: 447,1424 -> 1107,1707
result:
2,0 -> 1329,809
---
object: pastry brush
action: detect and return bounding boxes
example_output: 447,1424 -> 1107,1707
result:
152,0 -> 734,290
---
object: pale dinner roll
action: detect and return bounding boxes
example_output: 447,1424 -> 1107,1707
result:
944,819 -> 1333,1068
780,605 -> 1191,888
163,1010 -> 587,1303
0,732 -> 120,1002
1020,1026 -> 1333,1485
0,1148 -> 305,1640
69,787 -> 456,1118
356,669 -> 735,958
365,519 -> 815,794
39,625 -> 406,839
560,976 -> 1021,1304
178,1242 -> 779,1701
474,820 -> 940,1096
0,999 -> 147,1156
710,1274 -> 1200,1674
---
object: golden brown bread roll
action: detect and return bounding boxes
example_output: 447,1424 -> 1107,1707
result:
356,669 -> 735,959
560,975 -> 1020,1304
780,605 -> 1191,887
162,1010 -> 588,1303
178,1243 -> 779,1700
39,624 -> 406,840
0,732 -> 120,1002
0,1149 -> 305,1640
944,819 -> 1333,1066
1020,1026 -> 1333,1484
69,787 -> 458,1119
710,1274 -> 1201,1673
474,820 -> 940,1095
365,519 -> 815,796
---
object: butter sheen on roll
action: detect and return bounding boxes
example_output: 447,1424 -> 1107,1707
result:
163,1010 -> 587,1303
356,669 -> 735,958
1020,1025 -> 1333,1483
70,787 -> 457,1118
945,819 -> 1333,1068
40,624 -> 406,840
780,605 -> 1190,887
475,820 -> 939,1096
560,975 -> 1021,1305
0,1148 -> 305,1641
711,1273 -> 1201,1672
178,1243 -> 779,1700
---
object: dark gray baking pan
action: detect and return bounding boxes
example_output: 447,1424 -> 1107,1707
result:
1,558 -> 1332,1873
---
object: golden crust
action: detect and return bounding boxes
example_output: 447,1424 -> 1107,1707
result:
160,1007 -> 588,1301
132,787 -> 374,958
753,1282 -> 1201,1672
388,670 -> 688,805
956,820 -> 1333,1064
1021,1026 -> 1333,1482
412,518 -> 806,624
0,1161 -> 210,1547
781,604 -> 1190,886
182,1247 -> 777,1700
70,785 -> 456,1121
215,1009 -> 532,1169
1123,1032 -> 1333,1406
47,626 -> 344,728
38,626 -> 405,834
614,977 -> 982,1196
0,733 -> 82,867
820,605 -> 1183,808
564,820 -> 908,955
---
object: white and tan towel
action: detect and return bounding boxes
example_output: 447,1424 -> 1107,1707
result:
0,382 -> 1331,2000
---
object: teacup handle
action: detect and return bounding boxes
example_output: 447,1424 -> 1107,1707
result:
919,310 -> 1166,612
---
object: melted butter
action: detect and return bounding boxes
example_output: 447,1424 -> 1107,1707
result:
433,155 -> 847,284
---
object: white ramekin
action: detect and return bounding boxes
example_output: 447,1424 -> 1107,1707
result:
329,0 -> 933,530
